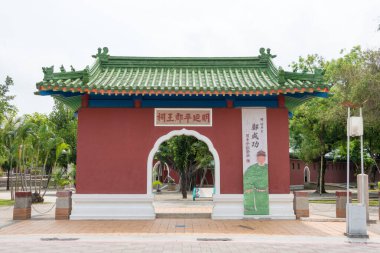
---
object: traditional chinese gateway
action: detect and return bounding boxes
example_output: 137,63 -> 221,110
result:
35,47 -> 329,220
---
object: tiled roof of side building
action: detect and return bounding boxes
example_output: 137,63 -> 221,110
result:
36,47 -> 330,97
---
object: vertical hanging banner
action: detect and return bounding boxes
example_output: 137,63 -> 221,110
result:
242,108 -> 269,215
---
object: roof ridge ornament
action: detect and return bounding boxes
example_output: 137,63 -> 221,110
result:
92,47 -> 109,62
259,48 -> 276,62
278,66 -> 286,84
42,66 -> 54,80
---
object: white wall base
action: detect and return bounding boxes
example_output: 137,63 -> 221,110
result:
70,194 -> 155,220
212,194 -> 295,220
70,193 -> 294,220
212,194 -> 244,219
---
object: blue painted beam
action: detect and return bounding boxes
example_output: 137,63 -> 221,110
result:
234,100 -> 278,108
88,93 -> 280,100
89,100 -> 134,108
39,90 -> 82,97
285,92 -> 328,99
142,100 -> 226,108
88,98 -> 279,108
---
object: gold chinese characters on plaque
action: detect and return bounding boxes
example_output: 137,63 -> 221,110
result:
154,108 -> 212,127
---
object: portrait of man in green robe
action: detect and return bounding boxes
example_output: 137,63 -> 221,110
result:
243,150 -> 269,215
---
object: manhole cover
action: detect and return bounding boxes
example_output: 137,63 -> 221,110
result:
41,238 -> 79,241
197,238 -> 232,241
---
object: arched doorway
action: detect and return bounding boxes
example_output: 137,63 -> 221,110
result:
304,166 -> 310,183
147,128 -> 220,195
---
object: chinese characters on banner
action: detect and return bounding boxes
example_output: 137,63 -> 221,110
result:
242,108 -> 269,215
155,109 -> 212,126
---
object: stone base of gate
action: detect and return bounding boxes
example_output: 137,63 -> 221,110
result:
70,194 -> 155,220
212,194 -> 295,220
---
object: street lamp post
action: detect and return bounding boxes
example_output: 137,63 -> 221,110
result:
343,102 -> 368,238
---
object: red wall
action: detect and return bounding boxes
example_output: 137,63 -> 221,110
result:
76,107 -> 290,194
267,108 -> 291,193
290,159 -> 356,185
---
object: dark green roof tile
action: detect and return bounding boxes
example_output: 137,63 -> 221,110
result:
36,47 -> 330,96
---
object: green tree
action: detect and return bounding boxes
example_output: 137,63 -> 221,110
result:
49,100 -> 77,166
290,46 -> 380,193
1,115 -> 20,192
290,53 -> 342,194
192,141 -> 214,187
290,97 -> 345,194
327,47 -> 380,180
0,76 -> 16,122
155,136 -> 214,198
0,76 -> 16,190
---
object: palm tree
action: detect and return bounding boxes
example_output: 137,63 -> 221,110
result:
14,117 -> 36,191
37,122 -> 58,194
51,142 -> 72,190
1,115 -> 21,199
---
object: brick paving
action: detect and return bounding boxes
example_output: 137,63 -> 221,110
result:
1,191 -> 380,252
0,219 -> 379,237
1,215 -> 380,252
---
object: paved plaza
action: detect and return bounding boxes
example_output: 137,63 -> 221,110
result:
1,210 -> 380,253
1,191 -> 380,252
0,221 -> 379,253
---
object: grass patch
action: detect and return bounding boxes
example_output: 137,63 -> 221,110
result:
0,199 -> 52,206
0,199 -> 14,206
309,199 -> 379,207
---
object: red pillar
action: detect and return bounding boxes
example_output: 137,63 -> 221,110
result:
81,94 -> 89,108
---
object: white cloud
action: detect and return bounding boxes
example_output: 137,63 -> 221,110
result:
0,0 -> 379,115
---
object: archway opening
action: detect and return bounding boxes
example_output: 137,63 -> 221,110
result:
147,129 -> 220,218
153,135 -> 215,197
304,166 -> 310,183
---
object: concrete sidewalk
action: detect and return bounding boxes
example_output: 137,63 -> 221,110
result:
0,225 -> 380,253
1,190 -> 380,253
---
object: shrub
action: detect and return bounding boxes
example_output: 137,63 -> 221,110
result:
32,192 -> 44,203
53,170 -> 71,188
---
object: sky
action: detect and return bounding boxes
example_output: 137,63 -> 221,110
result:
0,0 -> 379,115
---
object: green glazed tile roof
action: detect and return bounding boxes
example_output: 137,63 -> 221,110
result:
36,47 -> 329,96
